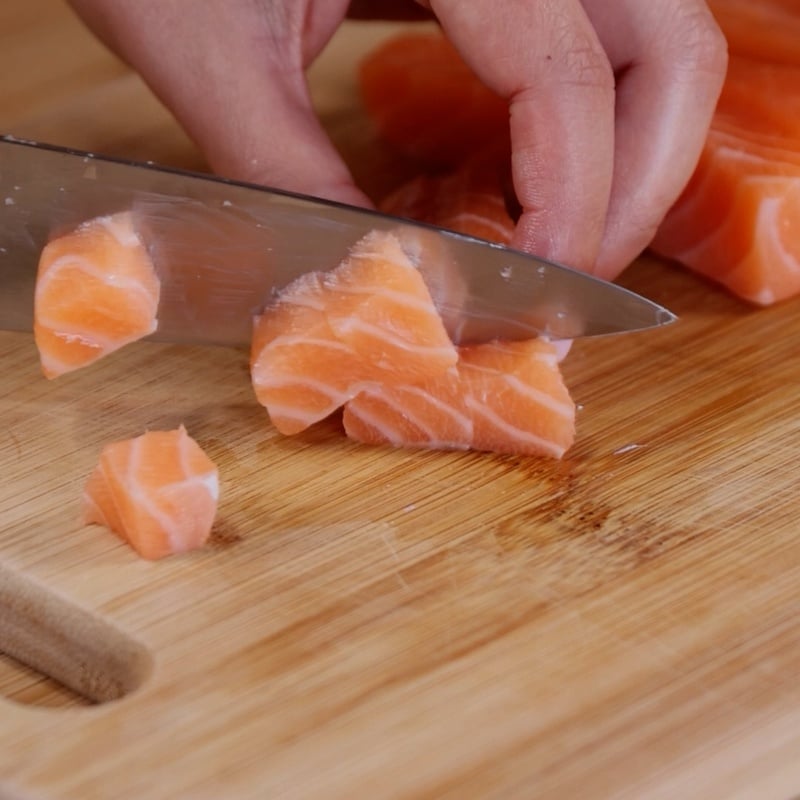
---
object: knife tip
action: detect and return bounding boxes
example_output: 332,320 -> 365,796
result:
657,306 -> 679,326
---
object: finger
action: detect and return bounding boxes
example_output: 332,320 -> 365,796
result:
582,0 -> 728,279
429,0 -> 616,272
68,0 -> 371,207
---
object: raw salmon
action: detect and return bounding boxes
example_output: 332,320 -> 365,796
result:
381,155 -> 516,245
343,339 -> 575,458
708,0 -> 800,66
352,36 -> 579,459
82,425 -> 219,561
249,272 -> 367,435
360,22 -> 800,307
358,31 -> 508,169
34,211 -> 160,378
250,229 -> 458,435
652,56 -> 800,305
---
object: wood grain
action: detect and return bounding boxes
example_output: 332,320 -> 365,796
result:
1,3 -> 800,799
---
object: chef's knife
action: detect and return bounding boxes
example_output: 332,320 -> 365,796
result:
0,136 -> 675,346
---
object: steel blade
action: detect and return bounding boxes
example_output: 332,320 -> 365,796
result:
0,136 -> 676,346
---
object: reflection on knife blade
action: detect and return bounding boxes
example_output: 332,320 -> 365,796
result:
0,135 -> 676,347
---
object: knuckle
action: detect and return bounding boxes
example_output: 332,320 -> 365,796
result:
549,12 -> 615,93
667,3 -> 729,76
563,40 -> 616,93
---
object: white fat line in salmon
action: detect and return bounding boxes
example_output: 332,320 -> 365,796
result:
253,375 -> 353,406
354,385 -> 472,443
463,397 -> 568,459
330,318 -> 456,359
260,335 -> 354,354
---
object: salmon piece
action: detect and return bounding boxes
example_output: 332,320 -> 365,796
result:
652,56 -> 800,305
381,156 -> 516,245
250,272 -> 371,435
460,339 -> 575,457
82,426 -> 219,561
323,230 -> 459,378
344,339 -> 575,459
34,211 -> 160,379
359,31 -> 508,168
381,161 -> 578,356
709,0 -> 800,66
343,367 -> 471,451
250,230 -> 458,434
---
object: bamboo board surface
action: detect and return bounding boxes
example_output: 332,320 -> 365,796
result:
1,3 -> 799,799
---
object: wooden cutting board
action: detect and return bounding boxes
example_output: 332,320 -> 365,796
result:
1,3 -> 799,798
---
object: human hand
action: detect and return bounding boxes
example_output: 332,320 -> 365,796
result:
67,0 -> 727,280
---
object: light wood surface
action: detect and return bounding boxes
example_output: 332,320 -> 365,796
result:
2,3 -> 800,799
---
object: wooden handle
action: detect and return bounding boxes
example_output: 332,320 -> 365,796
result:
0,563 -> 151,704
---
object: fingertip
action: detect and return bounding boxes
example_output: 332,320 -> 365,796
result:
217,152 -> 373,209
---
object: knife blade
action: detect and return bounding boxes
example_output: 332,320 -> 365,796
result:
0,135 -> 675,346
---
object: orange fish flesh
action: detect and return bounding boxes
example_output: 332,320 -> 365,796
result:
82,425 -> 219,560
34,211 -> 160,378
343,339 -> 575,459
250,229 -> 458,435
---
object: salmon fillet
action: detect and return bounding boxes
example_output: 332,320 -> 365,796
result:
82,426 -> 219,561
709,0 -> 800,66
358,31 -> 508,168
34,211 -> 160,378
381,156 -> 516,245
250,230 -> 458,435
653,56 -> 800,305
343,339 -> 576,459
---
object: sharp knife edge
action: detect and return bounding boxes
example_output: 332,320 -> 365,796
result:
0,135 -> 676,346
